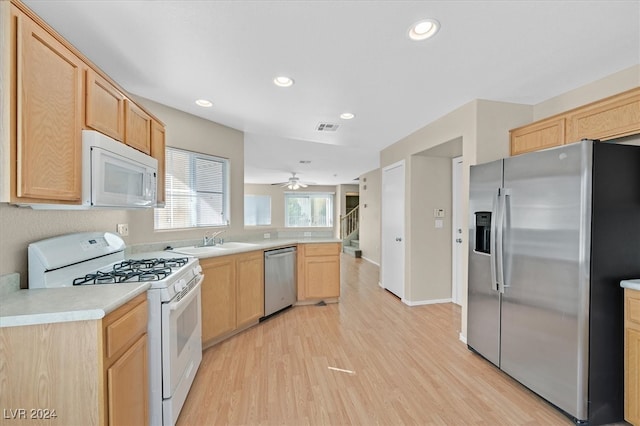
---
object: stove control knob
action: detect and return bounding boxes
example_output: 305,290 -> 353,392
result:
174,279 -> 186,292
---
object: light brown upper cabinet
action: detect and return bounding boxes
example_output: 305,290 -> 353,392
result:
11,5 -> 83,202
151,120 -> 166,204
125,100 -> 152,154
510,87 -> 640,156
510,117 -> 565,156
566,88 -> 640,142
7,0 -> 167,206
86,68 -> 125,141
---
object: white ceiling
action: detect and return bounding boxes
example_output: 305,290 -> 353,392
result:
23,0 -> 640,186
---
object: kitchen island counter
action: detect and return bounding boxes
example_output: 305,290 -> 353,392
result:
0,282 -> 150,327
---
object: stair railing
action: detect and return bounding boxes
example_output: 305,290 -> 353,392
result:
340,205 -> 359,240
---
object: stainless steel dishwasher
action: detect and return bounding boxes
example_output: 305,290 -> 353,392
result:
264,246 -> 297,317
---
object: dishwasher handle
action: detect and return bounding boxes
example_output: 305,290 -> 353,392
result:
264,247 -> 296,259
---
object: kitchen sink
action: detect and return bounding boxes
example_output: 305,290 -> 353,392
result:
171,241 -> 259,256
215,241 -> 259,249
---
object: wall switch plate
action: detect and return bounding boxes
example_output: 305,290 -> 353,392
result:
116,223 -> 129,236
304,231 -> 312,237
263,233 -> 271,239
434,208 -> 445,218
435,219 -> 444,229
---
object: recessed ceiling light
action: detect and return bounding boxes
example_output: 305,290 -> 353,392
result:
195,99 -> 213,107
340,112 -> 355,120
408,19 -> 440,41
273,76 -> 294,87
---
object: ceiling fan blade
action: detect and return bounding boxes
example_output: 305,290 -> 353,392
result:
299,183 -> 308,188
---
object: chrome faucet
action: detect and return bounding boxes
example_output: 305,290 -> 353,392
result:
202,230 -> 225,246
212,230 -> 225,246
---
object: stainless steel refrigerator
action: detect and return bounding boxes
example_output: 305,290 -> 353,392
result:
467,138 -> 640,425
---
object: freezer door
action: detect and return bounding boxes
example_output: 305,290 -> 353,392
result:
467,159 -> 503,366
500,142 -> 590,420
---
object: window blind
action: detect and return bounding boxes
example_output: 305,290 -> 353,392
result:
155,147 -> 229,230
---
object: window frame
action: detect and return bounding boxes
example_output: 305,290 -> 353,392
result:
154,146 -> 230,230
244,194 -> 272,227
284,192 -> 334,228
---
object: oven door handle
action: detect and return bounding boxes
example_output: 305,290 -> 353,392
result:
169,274 -> 203,312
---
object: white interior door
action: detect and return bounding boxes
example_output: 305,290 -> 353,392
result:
381,161 -> 405,299
452,157 -> 464,305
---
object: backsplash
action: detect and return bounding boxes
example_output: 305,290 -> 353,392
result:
0,273 -> 20,297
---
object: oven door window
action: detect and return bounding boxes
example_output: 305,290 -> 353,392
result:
161,281 -> 202,399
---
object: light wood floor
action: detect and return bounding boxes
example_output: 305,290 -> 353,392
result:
177,254 -> 572,425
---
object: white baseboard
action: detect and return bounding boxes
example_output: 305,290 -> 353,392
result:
361,256 -> 380,267
403,298 -> 452,306
459,333 -> 467,344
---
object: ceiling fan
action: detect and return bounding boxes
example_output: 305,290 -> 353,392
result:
272,172 -> 311,190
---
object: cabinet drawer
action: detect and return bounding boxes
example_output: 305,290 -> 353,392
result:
627,290 -> 640,327
304,243 -> 341,257
105,298 -> 148,359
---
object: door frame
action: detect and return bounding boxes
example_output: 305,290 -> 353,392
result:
381,160 -> 405,300
451,156 -> 463,305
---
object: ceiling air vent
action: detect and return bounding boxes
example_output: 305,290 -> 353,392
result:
316,122 -> 339,132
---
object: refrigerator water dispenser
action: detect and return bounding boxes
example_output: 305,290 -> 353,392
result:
474,212 -> 491,254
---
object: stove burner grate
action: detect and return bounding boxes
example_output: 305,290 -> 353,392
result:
72,257 -> 189,285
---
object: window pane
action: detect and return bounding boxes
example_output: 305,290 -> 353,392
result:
245,195 -> 271,226
155,147 -> 229,230
285,193 -> 333,228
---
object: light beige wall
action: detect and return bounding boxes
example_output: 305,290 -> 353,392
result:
379,99 -> 533,335
408,155 -> 452,302
243,183 -> 338,233
128,96 -> 245,245
533,65 -> 640,120
358,168 -> 381,265
0,204 -> 129,287
376,68 -> 639,340
476,100 -> 532,163
0,96 -> 245,287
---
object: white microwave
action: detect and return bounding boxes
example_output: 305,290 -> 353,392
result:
82,130 -> 158,208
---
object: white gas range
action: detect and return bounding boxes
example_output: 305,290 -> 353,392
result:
28,232 -> 203,426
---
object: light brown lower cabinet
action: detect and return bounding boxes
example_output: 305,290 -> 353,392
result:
297,243 -> 341,301
625,288 -> 640,425
200,251 -> 264,347
0,293 -> 148,426
102,293 -> 149,426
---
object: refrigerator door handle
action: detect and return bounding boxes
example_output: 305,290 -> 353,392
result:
497,188 -> 510,293
490,189 -> 500,292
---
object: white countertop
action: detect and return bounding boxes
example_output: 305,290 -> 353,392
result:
0,282 -> 150,328
621,279 -> 640,291
165,237 -> 341,259
0,238 -> 340,329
